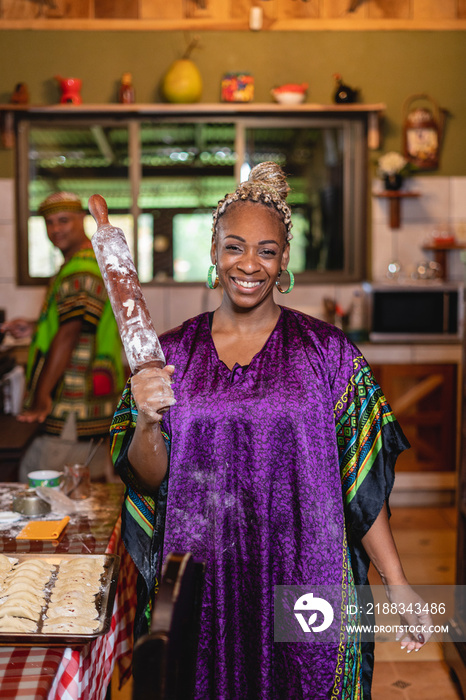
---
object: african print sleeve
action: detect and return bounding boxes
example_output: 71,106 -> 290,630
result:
56,272 -> 106,329
330,336 -> 409,554
110,377 -> 170,637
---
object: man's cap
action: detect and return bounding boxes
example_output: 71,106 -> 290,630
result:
38,192 -> 83,217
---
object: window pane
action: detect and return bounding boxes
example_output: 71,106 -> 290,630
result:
28,216 -> 62,277
137,214 -> 154,283
27,122 -> 131,278
245,125 -> 345,274
287,210 -> 309,275
172,212 -> 213,282
28,214 -> 99,277
138,121 -> 237,281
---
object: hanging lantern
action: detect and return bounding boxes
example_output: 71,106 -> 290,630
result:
402,93 -> 446,171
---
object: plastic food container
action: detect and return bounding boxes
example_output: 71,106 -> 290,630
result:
221,73 -> 254,103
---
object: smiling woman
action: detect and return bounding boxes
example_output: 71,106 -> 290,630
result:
207,163 -> 292,368
111,161 -> 428,700
210,203 -> 290,368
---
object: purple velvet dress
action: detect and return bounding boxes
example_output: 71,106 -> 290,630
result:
111,307 -> 408,699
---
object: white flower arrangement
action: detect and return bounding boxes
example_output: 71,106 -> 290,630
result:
377,151 -> 408,177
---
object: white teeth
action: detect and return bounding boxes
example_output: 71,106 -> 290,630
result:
236,279 -> 260,288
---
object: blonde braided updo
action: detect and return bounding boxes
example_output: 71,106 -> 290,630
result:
212,161 -> 293,241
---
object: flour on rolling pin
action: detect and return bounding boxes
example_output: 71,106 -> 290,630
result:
88,194 -> 165,373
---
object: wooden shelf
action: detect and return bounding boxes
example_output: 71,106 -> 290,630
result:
0,102 -> 386,115
422,242 -> 466,251
422,242 -> 466,280
373,190 -> 420,229
1,16 -> 466,33
1,0 -> 465,32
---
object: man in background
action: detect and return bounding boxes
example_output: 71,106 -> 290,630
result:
2,192 -> 124,481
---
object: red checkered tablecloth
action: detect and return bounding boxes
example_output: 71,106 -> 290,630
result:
0,484 -> 138,700
0,647 -> 64,699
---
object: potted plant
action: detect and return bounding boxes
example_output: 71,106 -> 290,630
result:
377,151 -> 410,191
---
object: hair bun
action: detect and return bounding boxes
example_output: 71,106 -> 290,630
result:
248,161 -> 290,201
213,160 -> 293,240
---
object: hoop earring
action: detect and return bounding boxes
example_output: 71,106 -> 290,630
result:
207,264 -> 219,289
276,269 -> 294,294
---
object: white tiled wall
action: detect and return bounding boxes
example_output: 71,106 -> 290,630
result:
2,176 -> 466,334
371,176 -> 466,283
0,179 -> 44,322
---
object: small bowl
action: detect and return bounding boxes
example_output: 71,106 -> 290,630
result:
13,489 -> 51,516
28,470 -> 63,489
271,90 -> 306,105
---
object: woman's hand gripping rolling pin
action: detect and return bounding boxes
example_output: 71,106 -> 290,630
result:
128,364 -> 176,492
131,364 -> 176,422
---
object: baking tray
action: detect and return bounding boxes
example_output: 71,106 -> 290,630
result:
0,553 -> 120,646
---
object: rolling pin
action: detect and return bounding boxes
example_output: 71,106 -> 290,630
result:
88,194 -> 166,374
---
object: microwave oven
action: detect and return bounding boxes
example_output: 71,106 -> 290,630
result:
367,284 -> 464,342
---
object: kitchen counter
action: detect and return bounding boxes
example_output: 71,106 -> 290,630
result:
0,481 -> 125,553
358,342 -> 462,365
0,481 -> 135,700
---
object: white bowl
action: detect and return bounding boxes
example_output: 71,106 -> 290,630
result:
272,91 -> 306,105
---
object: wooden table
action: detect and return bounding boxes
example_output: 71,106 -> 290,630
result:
0,482 -> 137,700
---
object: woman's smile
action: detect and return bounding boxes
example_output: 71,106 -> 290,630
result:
232,277 -> 262,290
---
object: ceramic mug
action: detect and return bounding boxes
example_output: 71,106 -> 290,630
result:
28,470 -> 63,489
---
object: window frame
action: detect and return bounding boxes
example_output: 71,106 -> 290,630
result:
15,109 -> 368,286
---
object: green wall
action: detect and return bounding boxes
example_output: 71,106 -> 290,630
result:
0,30 -> 465,178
